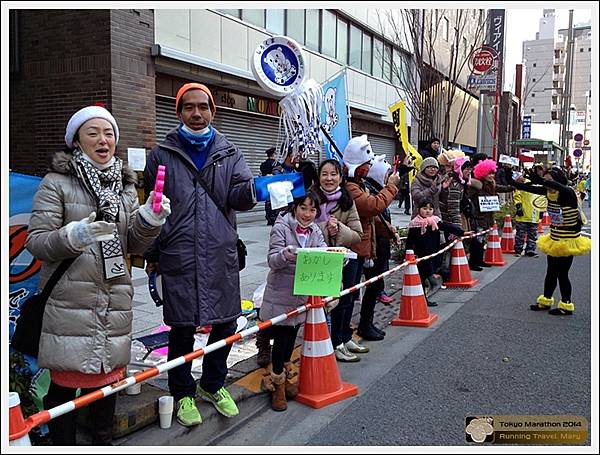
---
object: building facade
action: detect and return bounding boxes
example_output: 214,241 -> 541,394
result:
522,10 -> 592,126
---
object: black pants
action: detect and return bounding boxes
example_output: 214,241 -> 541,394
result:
168,320 -> 237,401
468,236 -> 486,267
544,255 -> 574,302
359,238 -> 390,329
44,381 -> 117,445
270,325 -> 301,375
330,258 -> 364,347
398,189 -> 411,212
265,201 -> 278,226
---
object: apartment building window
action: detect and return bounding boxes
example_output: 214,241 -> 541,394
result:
531,93 -> 535,97
305,9 -> 320,52
242,9 -> 265,28
287,10 -> 305,44
362,33 -> 372,74
442,17 -> 449,41
383,43 -> 392,82
533,78 -> 536,82
533,63 -> 536,67
336,17 -> 348,63
531,108 -> 535,113
551,111 -> 558,120
372,37 -> 383,78
266,9 -> 285,34
580,48 -> 584,52
349,23 -> 362,68
219,9 -> 240,18
321,10 -> 336,58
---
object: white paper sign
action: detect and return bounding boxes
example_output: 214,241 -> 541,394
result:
478,196 -> 500,212
499,154 -> 519,166
127,148 -> 147,171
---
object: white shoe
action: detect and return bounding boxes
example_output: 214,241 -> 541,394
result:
335,344 -> 360,362
345,339 -> 369,354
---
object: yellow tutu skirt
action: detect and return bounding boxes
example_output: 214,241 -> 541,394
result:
537,234 -> 592,257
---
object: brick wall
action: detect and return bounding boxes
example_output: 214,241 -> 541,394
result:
9,9 -> 157,176
9,10 -> 112,175
109,9 -> 156,163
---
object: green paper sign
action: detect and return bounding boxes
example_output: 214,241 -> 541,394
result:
293,251 -> 344,297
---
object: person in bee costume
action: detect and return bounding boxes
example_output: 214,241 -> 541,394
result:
507,166 -> 591,315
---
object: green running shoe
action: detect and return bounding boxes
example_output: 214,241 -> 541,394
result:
176,396 -> 202,426
197,386 -> 239,417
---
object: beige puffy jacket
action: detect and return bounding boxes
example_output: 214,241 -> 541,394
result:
26,152 -> 161,374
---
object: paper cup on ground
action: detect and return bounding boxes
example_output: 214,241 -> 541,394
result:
126,369 -> 142,395
158,396 -> 174,429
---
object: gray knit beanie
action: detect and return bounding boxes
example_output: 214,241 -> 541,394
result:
420,156 -> 439,172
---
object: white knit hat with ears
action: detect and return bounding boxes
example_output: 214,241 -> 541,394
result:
342,134 -> 374,177
64,106 -> 120,148
367,154 -> 391,187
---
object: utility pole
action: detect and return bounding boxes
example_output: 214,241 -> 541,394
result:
558,9 -> 575,164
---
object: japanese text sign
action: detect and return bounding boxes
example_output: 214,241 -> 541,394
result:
293,251 -> 344,297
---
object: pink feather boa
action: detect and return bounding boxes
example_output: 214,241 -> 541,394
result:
473,159 -> 497,180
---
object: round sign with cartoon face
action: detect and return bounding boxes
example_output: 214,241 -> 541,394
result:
252,36 -> 306,96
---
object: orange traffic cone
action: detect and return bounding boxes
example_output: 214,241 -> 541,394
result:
484,224 -> 506,266
537,220 -> 544,233
392,250 -> 438,327
295,297 -> 358,409
500,215 -> 516,254
541,211 -> 551,226
444,241 -> 479,288
9,392 -> 31,446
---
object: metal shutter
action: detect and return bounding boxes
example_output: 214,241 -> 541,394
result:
352,131 -> 398,165
156,96 -> 179,142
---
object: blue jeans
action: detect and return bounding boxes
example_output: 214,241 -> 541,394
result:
330,258 -> 364,347
167,320 -> 237,401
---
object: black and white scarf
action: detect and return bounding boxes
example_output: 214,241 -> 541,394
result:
73,148 -> 126,280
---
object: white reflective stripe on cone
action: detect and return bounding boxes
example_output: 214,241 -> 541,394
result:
488,241 -> 501,248
402,284 -> 424,296
302,339 -> 334,358
306,308 -> 327,324
451,255 -> 469,265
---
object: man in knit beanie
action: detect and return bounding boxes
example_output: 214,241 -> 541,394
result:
144,82 -> 256,427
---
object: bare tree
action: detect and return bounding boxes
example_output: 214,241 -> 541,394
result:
377,9 -> 486,148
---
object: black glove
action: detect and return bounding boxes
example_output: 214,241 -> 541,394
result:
515,203 -> 524,217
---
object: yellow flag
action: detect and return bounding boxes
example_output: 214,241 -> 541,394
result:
389,100 -> 422,183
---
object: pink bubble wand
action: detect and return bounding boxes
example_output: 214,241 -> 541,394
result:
153,165 -> 166,213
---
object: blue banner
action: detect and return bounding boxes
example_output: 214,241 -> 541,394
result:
9,172 -> 51,423
320,71 -> 350,162
9,172 -> 43,339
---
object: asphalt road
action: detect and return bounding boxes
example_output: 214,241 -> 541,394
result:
309,251 -> 592,446
214,248 -> 592,446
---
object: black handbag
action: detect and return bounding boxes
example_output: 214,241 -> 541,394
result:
11,257 -> 75,357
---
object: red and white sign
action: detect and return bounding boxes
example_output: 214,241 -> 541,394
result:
470,47 -> 497,75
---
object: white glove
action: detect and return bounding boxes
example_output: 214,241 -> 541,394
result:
138,191 -> 171,227
65,212 -> 116,251
282,245 -> 297,263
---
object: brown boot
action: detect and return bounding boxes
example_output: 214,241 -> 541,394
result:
283,362 -> 298,399
271,371 -> 287,412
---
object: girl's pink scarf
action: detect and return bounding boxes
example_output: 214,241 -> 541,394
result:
408,214 -> 441,235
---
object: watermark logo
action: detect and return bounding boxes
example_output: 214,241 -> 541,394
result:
466,416 -> 494,443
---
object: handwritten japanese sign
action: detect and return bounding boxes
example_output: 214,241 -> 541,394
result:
293,251 -> 344,297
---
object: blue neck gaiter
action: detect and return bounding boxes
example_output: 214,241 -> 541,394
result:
177,124 -> 216,170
